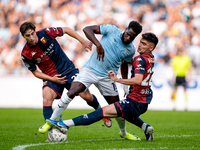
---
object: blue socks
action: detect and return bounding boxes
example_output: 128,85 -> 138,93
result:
72,108 -> 103,126
43,106 -> 53,120
86,94 -> 100,110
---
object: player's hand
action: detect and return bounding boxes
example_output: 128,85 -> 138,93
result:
82,40 -> 93,52
52,74 -> 67,84
123,84 -> 130,97
108,70 -> 117,82
96,44 -> 104,62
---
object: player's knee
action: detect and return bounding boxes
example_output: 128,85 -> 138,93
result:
67,90 -> 78,99
43,98 -> 53,106
81,93 -> 93,102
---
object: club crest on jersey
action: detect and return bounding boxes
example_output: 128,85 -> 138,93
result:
125,48 -> 129,52
40,37 -> 47,44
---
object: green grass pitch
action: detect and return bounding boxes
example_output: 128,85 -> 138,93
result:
0,108 -> 199,150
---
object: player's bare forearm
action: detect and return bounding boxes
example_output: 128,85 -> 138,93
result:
83,25 -> 104,61
62,27 -> 84,43
32,70 -> 66,84
62,27 -> 92,52
120,60 -> 129,79
108,70 -> 143,85
83,25 -> 101,47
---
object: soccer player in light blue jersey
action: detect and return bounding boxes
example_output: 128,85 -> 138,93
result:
42,21 -> 142,140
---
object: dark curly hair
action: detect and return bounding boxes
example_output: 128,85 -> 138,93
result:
128,21 -> 142,35
20,22 -> 36,36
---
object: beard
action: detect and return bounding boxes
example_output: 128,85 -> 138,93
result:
121,32 -> 130,45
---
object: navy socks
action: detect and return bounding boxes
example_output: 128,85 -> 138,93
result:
73,108 -> 103,126
43,106 -> 53,120
87,94 -> 100,110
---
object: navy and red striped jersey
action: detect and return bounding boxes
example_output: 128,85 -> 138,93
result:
21,27 -> 76,77
127,52 -> 154,104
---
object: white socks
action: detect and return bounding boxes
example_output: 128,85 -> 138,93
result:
50,94 -> 72,120
141,123 -> 147,131
63,119 -> 75,127
115,117 -> 127,136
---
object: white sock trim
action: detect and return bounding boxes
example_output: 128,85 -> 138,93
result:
141,123 -> 147,131
115,117 -> 127,136
62,94 -> 73,103
63,119 -> 75,127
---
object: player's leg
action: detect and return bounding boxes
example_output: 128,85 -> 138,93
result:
39,86 -> 57,134
121,99 -> 154,141
104,95 -> 140,140
47,104 -> 117,133
79,89 -> 101,110
128,117 -> 154,141
104,96 -> 120,128
42,86 -> 57,120
50,81 -> 86,121
49,67 -> 98,121
172,76 -> 181,110
171,76 -> 178,102
182,77 -> 188,110
99,78 -> 127,133
47,102 -> 140,140
74,68 -> 101,109
50,82 -> 100,121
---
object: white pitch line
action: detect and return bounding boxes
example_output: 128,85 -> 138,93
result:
12,135 -> 200,150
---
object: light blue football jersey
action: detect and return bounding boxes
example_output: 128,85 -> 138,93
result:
83,24 -> 135,77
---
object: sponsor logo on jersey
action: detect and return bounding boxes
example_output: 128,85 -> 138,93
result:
135,67 -> 145,70
136,57 -> 142,61
32,52 -> 36,56
148,58 -> 154,63
140,89 -> 151,94
40,37 -> 47,44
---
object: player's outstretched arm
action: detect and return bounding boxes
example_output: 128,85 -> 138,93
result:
108,70 -> 143,86
62,27 -> 92,52
83,25 -> 104,62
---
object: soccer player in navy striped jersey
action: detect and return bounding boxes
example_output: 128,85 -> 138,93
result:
47,32 -> 158,141
20,22 -> 100,136
45,21 -> 143,140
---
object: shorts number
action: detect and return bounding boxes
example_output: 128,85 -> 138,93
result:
112,82 -> 118,92
71,73 -> 78,80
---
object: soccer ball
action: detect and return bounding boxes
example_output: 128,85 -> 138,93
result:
48,128 -> 67,142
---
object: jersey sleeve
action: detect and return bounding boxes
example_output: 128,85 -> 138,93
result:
100,24 -> 116,35
134,56 -> 146,75
45,27 -> 63,39
21,54 -> 37,72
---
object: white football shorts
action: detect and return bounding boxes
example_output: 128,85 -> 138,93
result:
74,67 -> 119,96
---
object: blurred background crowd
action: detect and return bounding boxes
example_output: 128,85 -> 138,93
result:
0,0 -> 200,76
